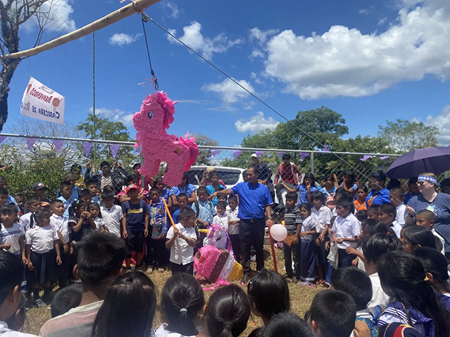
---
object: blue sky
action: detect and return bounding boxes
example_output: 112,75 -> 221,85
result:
5,0 -> 450,147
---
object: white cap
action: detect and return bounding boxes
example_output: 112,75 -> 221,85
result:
251,153 -> 257,158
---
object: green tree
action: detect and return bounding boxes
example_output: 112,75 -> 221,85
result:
378,119 -> 439,152
192,133 -> 219,165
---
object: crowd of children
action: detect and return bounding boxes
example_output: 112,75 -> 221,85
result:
1,161 -> 450,337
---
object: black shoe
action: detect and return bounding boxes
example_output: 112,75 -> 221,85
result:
282,273 -> 293,279
292,276 -> 299,284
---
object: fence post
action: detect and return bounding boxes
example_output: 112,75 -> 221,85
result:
140,146 -> 145,189
310,152 -> 314,175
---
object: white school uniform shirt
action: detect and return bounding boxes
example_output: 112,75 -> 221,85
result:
226,206 -> 240,235
300,214 -> 317,241
367,272 -> 390,316
331,213 -> 361,249
389,222 -> 402,238
166,223 -> 197,265
19,212 -> 33,232
0,321 -> 37,337
50,214 -> 70,243
25,225 -> 55,253
101,204 -> 123,237
432,229 -> 446,255
395,203 -> 406,227
213,214 -> 229,232
312,205 -> 331,233
0,222 -> 24,255
93,217 -> 104,230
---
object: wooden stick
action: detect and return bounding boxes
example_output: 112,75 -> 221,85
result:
162,197 -> 176,229
3,0 -> 161,59
267,222 -> 278,273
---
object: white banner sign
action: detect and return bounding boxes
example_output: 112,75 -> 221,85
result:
20,77 -> 65,124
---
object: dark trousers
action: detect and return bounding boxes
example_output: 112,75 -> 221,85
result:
299,240 -> 316,282
266,181 -> 275,204
229,234 -> 241,264
240,218 -> 265,274
275,182 -> 296,206
57,245 -> 71,289
283,242 -> 299,277
171,262 -> 193,275
338,249 -> 356,268
146,238 -> 169,267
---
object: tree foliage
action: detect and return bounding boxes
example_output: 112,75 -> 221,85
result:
192,133 -> 219,165
378,119 -> 439,152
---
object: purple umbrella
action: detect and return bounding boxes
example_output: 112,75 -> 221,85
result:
386,147 -> 450,179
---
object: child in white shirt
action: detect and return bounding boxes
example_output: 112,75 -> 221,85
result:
19,196 -> 41,232
0,205 -> 25,259
88,203 -> 106,232
311,191 -> 331,284
50,200 -> 71,288
166,207 -> 197,275
226,195 -> 240,263
212,201 -> 228,232
298,203 -> 317,286
389,187 -> 406,227
100,192 -> 123,237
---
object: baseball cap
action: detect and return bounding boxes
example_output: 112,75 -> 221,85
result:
251,153 -> 257,158
125,184 -> 139,193
32,183 -> 48,190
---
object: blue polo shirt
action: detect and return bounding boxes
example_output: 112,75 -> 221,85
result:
230,182 -> 273,220
366,188 -> 390,207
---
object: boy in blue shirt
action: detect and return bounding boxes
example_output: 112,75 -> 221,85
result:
172,193 -> 188,224
57,181 -> 77,219
122,184 -> 149,269
192,187 -> 216,228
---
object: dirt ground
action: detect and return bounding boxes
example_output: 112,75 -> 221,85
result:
23,246 -> 322,336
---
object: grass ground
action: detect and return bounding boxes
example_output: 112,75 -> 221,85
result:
23,246 -> 322,336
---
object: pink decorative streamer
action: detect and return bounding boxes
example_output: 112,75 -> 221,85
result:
256,151 -> 264,158
360,155 -> 373,161
233,150 -> 242,160
110,144 -> 120,158
380,156 -> 390,160
300,152 -> 309,158
53,140 -> 64,154
26,138 -> 36,152
82,142 -> 93,157
323,144 -> 329,152
211,149 -> 220,158
277,152 -> 285,159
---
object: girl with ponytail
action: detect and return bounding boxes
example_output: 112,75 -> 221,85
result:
156,273 -> 205,337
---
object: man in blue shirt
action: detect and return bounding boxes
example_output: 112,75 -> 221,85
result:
209,165 -> 273,283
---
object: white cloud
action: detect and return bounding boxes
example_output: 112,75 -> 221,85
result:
244,101 -> 255,110
424,105 -> 450,146
108,33 -> 142,46
235,112 -> 280,133
22,0 -> 76,33
249,27 -> 279,45
203,78 -> 255,108
263,0 -> 450,99
89,107 -> 134,127
249,49 -> 264,61
378,17 -> 387,25
164,2 -> 180,18
167,21 -> 242,60
250,72 -> 265,85
358,9 -> 370,15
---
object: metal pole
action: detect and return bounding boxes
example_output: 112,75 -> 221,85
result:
93,32 -> 97,166
310,152 -> 314,175
140,146 -> 145,189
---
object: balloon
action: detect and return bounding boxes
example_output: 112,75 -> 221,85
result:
270,224 -> 288,242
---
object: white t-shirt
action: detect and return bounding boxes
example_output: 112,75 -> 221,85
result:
93,217 -> 104,230
0,222 -> 24,255
432,229 -> 446,255
19,212 -> 33,232
101,205 -> 123,237
312,205 -> 331,233
300,214 -> 317,241
395,204 -> 406,227
331,213 -> 361,249
213,214 -> 228,232
166,223 -> 197,265
226,206 -> 240,235
367,272 -> 390,316
0,321 -> 37,337
25,225 -> 55,254
50,214 -> 70,243
389,222 -> 402,238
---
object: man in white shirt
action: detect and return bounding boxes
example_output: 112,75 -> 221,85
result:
166,208 -> 197,275
100,192 -> 123,237
362,233 -> 402,315
0,251 -> 38,336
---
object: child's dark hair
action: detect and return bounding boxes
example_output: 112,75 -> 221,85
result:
336,199 -> 352,210
101,191 -> 115,200
0,204 -> 18,216
51,284 -> 82,318
358,185 -> 368,193
378,251 -> 450,336
161,273 -> 205,336
311,191 -> 324,202
79,189 -> 92,199
64,172 -> 76,180
379,204 -> 396,220
216,201 -> 227,210
387,178 -> 401,190
228,195 -> 237,203
50,199 -> 64,207
76,232 -> 127,286
59,181 -> 72,190
367,205 -> 380,215
248,269 -> 290,321
178,207 -> 195,220
309,290 -> 356,337
0,251 -> 23,305
334,188 -> 353,203
403,226 -> 438,250
89,202 -> 100,211
303,173 -> 316,186
197,186 -> 208,194
155,177 -> 164,184
416,210 -> 435,221
343,170 -> 356,185
323,174 -> 335,182
126,175 -> 139,185
0,175 -> 7,185
299,203 -> 311,215
414,247 -> 450,293
361,233 -> 402,265
361,219 -> 389,235
149,187 -> 160,196
390,187 -> 405,198
260,312 -> 313,337
330,267 -> 372,310
177,193 -> 188,200
285,191 -> 298,202
355,210 -> 367,222
206,284 -> 251,337
34,209 -> 51,221
371,170 -> 386,184
71,200 -> 87,214
14,193 -> 24,201
91,271 -> 156,337
86,180 -> 99,188
103,185 -> 115,193
0,188 -> 8,196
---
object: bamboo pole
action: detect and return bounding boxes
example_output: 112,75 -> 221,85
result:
3,0 -> 161,59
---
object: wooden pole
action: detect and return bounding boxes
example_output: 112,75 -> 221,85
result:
3,0 -> 161,59
162,197 -> 176,229
268,223 -> 278,273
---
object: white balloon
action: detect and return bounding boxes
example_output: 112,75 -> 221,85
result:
270,224 -> 288,241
